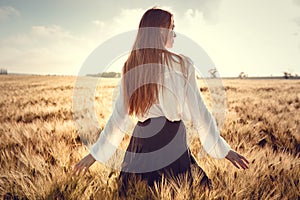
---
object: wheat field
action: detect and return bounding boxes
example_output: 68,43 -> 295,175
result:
0,75 -> 299,199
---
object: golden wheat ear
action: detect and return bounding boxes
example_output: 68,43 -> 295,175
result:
189,149 -> 213,190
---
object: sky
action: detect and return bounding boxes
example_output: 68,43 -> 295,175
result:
0,0 -> 300,77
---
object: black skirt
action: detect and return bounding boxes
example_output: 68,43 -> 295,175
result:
118,116 -> 211,197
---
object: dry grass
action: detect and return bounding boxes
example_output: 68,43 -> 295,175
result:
0,75 -> 299,199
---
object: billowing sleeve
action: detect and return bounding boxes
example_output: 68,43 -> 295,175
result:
184,57 -> 231,159
89,82 -> 131,163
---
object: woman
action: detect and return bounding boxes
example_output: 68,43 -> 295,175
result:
73,7 -> 249,197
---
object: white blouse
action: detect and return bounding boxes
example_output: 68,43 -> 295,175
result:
90,54 -> 231,164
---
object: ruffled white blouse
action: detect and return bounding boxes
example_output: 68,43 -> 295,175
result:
90,54 -> 231,163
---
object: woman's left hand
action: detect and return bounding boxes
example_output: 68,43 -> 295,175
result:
73,153 -> 96,176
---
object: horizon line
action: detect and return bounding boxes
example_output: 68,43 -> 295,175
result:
2,72 -> 300,79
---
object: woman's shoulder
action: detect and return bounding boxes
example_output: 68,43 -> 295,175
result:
177,54 -> 195,74
163,51 -> 194,76
165,51 -> 193,65
178,54 -> 194,65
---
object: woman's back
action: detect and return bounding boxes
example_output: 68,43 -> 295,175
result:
136,53 -> 190,122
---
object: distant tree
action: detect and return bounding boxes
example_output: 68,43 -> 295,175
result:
208,68 -> 217,78
101,72 -> 121,78
283,72 -> 292,79
238,72 -> 247,79
0,68 -> 8,75
86,71 -> 121,78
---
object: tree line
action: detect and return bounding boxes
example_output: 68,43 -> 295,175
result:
0,68 -> 8,75
86,72 -> 121,78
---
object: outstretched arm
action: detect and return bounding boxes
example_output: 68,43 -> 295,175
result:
73,81 -> 130,175
185,58 -> 231,159
184,56 -> 249,169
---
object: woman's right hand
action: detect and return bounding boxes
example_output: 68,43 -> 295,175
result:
73,153 -> 96,176
225,150 -> 249,170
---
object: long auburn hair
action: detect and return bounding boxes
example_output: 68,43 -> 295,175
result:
122,7 -> 186,117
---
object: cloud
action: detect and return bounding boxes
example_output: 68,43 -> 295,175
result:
168,0 -> 222,24
88,8 -> 145,43
92,20 -> 105,26
0,6 -> 20,21
30,25 -> 83,42
0,24 -> 94,75
111,8 -> 144,30
85,0 -> 221,25
32,25 -> 66,37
